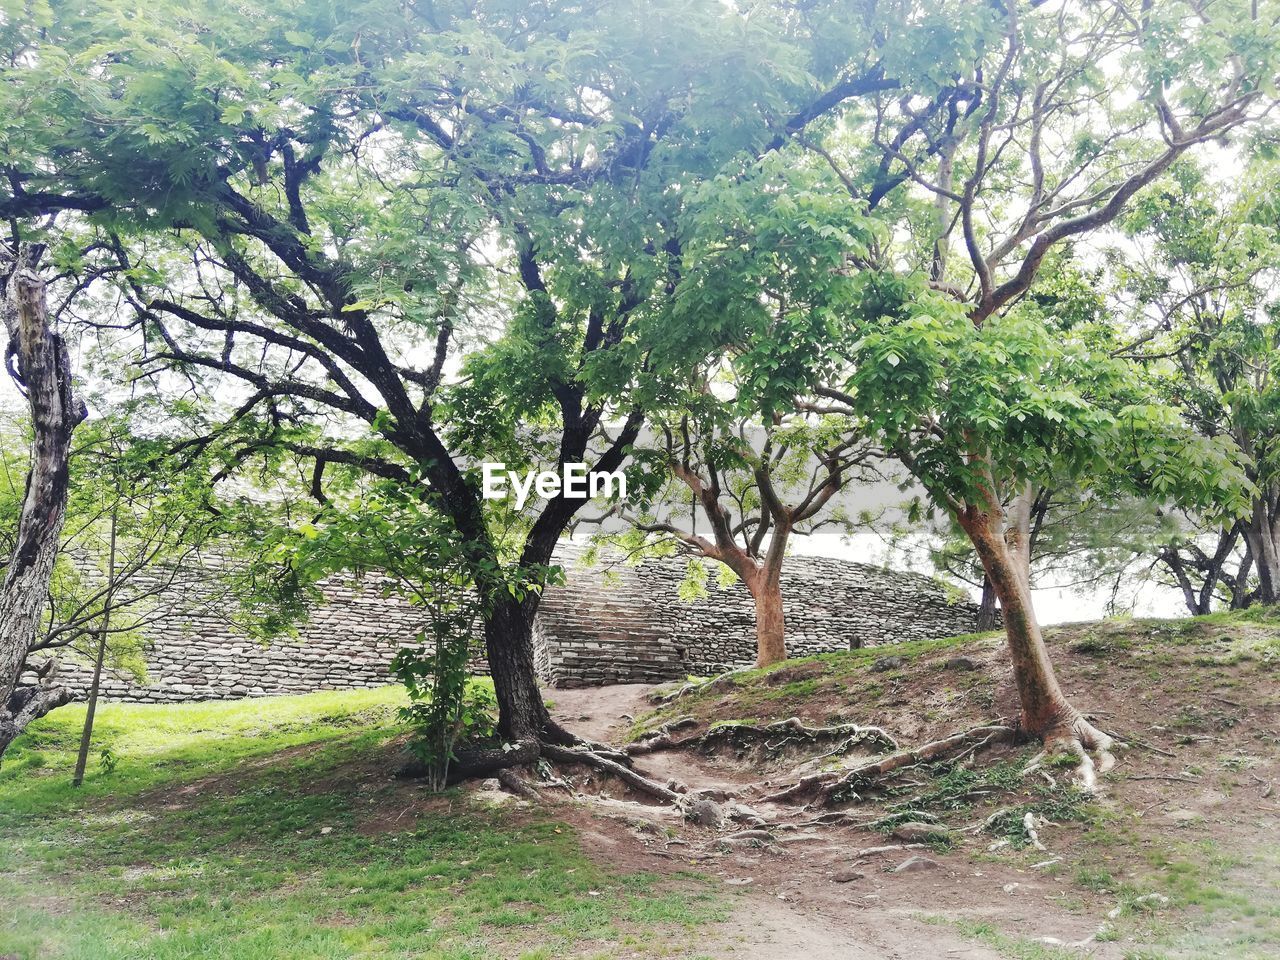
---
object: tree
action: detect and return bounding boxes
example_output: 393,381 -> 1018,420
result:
0,413 -> 234,669
591,154 -> 888,666
741,0 -> 1277,778
0,0 -> 961,765
1108,160 -> 1280,610
922,482 -> 1194,618
602,395 -> 879,668
0,0 -> 678,750
4,409 -> 242,780
10,0 -> 1272,788
0,244 -> 87,756
263,477 -> 497,790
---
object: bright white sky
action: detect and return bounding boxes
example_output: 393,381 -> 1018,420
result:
786,531 -> 1185,625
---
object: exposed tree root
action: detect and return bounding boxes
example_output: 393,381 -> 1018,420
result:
1022,811 -> 1048,851
760,772 -> 840,805
1027,712 -> 1119,794
624,717 -> 698,755
651,668 -> 752,704
627,716 -> 897,759
399,733 -> 681,808
704,717 -> 898,753
436,738 -> 541,783
755,722 -> 1017,807
540,743 -> 683,804
543,718 -> 636,767
495,768 -> 545,801
816,724 -> 1017,804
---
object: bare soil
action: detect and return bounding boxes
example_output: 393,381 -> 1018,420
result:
541,614 -> 1280,959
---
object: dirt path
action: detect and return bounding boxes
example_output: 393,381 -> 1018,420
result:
545,683 -> 655,743
544,683 -> 1100,960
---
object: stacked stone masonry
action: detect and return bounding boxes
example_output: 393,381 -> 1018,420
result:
33,546 -> 985,701
536,547 -> 986,686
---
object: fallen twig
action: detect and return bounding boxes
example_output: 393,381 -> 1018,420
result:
1127,774 -> 1200,783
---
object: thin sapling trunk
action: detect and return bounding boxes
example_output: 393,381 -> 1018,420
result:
73,508 -> 118,786
959,504 -> 1115,789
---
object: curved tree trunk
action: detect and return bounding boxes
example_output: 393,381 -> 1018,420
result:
750,572 -> 787,668
1160,547 -> 1214,616
1,245 -> 87,758
958,507 -> 1095,745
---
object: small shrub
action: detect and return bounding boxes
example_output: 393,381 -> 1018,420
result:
399,681 -> 498,782
98,746 -> 118,775
1075,867 -> 1118,893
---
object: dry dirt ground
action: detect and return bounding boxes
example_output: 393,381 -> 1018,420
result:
538,614 -> 1280,960
546,683 -> 1017,960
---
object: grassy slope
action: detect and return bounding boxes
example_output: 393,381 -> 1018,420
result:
0,687 -> 720,960
640,608 -> 1280,959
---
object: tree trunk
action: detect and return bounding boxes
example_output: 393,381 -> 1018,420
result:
976,575 -> 999,630
1160,547 -> 1211,616
481,596 -> 552,742
958,506 -> 1103,751
1231,546 -> 1254,610
0,245 -> 87,758
1242,492 -> 1280,606
74,507 -> 117,786
750,572 -> 787,668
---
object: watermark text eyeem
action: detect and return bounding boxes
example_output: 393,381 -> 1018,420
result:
481,463 -> 626,510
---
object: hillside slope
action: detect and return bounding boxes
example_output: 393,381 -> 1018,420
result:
622,608 -> 1280,959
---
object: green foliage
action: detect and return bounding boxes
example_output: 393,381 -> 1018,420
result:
96,745 -> 118,775
980,780 -> 1099,849
0,411 -> 243,680
892,759 -> 1025,814
396,680 -> 497,783
4,0 -> 1280,750
667,154 -> 881,417
256,479 -> 509,789
677,558 -> 712,602
1104,158 -> 1280,608
838,273 -> 1250,519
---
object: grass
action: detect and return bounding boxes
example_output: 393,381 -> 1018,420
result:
0,687 -> 723,960
9,609 -> 1278,960
638,629 -> 1004,731
920,915 -> 1079,960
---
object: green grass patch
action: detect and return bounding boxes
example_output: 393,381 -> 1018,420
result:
0,688 -> 723,960
922,915 -> 1079,960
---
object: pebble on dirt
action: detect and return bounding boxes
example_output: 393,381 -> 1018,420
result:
685,797 -> 725,827
892,856 -> 940,873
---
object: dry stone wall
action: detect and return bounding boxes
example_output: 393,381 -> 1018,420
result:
25,569 -> 452,703
32,546 -> 984,701
536,547 -> 986,686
